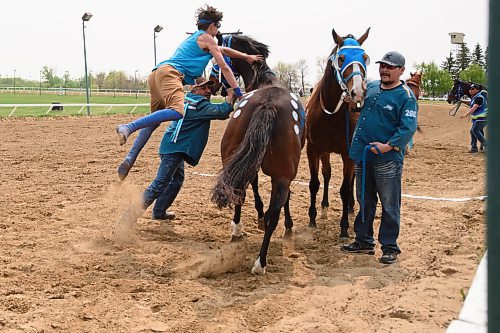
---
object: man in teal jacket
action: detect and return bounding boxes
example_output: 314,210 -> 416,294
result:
341,51 -> 418,264
133,77 -> 235,221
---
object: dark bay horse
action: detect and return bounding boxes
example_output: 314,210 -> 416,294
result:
447,79 -> 487,104
306,28 -> 370,240
447,79 -> 488,116
211,35 -> 305,275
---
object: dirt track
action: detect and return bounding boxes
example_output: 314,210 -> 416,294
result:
0,102 -> 486,332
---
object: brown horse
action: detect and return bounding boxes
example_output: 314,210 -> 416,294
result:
306,28 -> 370,239
211,35 -> 305,275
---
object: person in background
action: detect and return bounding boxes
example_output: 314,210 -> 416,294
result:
115,5 -> 262,180
461,83 -> 487,153
341,51 -> 418,265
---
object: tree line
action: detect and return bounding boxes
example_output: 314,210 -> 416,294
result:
1,41 -> 487,97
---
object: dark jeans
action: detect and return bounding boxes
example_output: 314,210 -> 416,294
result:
354,160 -> 403,253
142,153 -> 185,218
470,120 -> 487,150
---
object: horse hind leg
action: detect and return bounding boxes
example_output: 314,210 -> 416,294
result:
231,204 -> 245,242
252,178 -> 290,275
283,191 -> 293,238
320,153 -> 331,219
339,156 -> 355,240
251,175 -> 266,230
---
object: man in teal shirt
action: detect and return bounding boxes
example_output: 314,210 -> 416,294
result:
342,51 -> 418,264
131,77 -> 235,221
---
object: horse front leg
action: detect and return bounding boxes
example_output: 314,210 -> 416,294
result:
252,178 -> 289,275
320,153 -> 332,219
339,155 -> 355,240
251,175 -> 265,230
307,145 -> 321,228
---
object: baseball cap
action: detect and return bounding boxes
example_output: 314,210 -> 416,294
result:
469,84 -> 479,90
376,51 -> 405,67
192,77 -> 214,88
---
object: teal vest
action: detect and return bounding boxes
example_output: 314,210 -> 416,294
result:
470,92 -> 487,120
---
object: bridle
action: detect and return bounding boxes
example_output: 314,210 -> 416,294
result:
320,38 -> 370,114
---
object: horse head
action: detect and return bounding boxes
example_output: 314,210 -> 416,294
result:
209,34 -> 270,95
406,70 -> 422,98
330,28 -> 371,107
447,79 -> 469,104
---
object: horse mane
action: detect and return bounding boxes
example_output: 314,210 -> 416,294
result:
306,43 -> 339,111
247,62 -> 279,91
235,35 -> 270,58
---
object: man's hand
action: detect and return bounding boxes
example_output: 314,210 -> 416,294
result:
246,54 -> 264,64
460,113 -> 470,119
369,142 -> 393,154
226,89 -> 236,106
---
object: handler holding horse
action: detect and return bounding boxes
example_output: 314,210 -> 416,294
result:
341,51 -> 418,265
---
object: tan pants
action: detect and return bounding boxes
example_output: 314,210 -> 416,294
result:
148,65 -> 185,115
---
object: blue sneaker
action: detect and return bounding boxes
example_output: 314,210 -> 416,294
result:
117,159 -> 133,181
116,125 -> 131,145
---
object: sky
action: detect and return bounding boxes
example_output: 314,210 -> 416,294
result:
0,0 -> 489,86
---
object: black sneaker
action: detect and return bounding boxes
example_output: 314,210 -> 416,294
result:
469,148 -> 478,153
341,241 -> 375,255
152,211 -> 176,220
379,250 -> 398,264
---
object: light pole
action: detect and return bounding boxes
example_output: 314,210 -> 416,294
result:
134,70 -> 138,99
13,69 -> 16,95
153,25 -> 163,66
39,70 -> 42,95
113,71 -> 116,98
82,12 -> 92,115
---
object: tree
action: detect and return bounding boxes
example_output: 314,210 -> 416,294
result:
316,56 -> 328,79
95,72 -> 106,90
456,43 -> 471,72
41,66 -> 62,88
441,51 -> 458,77
471,43 -> 485,68
417,61 -> 453,97
273,62 -> 298,91
296,59 -> 308,95
459,64 -> 487,85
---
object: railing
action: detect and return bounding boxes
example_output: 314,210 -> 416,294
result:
0,103 -> 149,117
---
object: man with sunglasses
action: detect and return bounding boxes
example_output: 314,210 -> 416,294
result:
461,83 -> 487,153
115,5 -> 262,180
342,51 -> 418,265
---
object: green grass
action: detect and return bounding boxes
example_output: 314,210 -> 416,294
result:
0,92 -> 226,117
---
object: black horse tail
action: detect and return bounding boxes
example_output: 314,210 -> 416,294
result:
212,102 -> 277,208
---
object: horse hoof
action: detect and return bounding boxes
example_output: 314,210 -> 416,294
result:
231,234 -> 244,242
257,218 -> 266,231
251,257 -> 266,275
308,222 -> 317,228
320,207 -> 328,219
284,229 -> 293,238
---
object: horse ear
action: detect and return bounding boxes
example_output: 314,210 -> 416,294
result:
332,28 -> 344,45
357,27 -> 370,45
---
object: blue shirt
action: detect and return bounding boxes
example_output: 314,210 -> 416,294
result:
159,93 -> 233,166
470,91 -> 487,122
155,30 -> 213,85
349,80 -> 418,163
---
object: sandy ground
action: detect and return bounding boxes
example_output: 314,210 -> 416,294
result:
0,102 -> 486,332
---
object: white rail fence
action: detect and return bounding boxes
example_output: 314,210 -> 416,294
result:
0,103 -> 149,117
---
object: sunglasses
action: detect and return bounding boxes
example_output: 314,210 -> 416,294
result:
469,87 -> 478,90
379,63 -> 401,70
